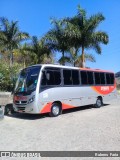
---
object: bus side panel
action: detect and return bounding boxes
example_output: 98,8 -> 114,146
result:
38,85 -> 116,113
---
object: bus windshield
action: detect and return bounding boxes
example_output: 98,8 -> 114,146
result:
14,66 -> 41,93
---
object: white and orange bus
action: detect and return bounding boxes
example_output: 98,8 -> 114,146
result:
13,64 -> 117,117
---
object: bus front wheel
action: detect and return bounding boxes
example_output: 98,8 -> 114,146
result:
49,103 -> 62,117
95,98 -> 103,108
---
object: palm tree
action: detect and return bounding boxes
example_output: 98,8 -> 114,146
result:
41,53 -> 55,64
13,43 -> 31,68
63,5 -> 109,67
0,17 -> 29,66
69,47 -> 96,67
26,36 -> 52,64
58,56 -> 70,65
44,19 -> 71,65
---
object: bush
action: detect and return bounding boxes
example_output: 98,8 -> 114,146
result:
0,61 -> 23,92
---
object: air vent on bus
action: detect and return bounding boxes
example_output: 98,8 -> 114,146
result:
17,106 -> 25,111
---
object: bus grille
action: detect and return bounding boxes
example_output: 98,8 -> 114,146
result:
15,101 -> 27,105
17,106 -> 25,111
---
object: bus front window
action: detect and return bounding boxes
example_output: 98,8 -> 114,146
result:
14,66 -> 41,93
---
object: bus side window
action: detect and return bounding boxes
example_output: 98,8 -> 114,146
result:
72,70 -> 80,85
80,71 -> 88,85
106,73 -> 111,84
41,71 -> 47,86
100,72 -> 105,84
63,70 -> 72,85
87,71 -> 94,85
42,69 -> 61,86
106,73 -> 114,85
54,71 -> 61,85
110,73 -> 114,84
46,70 -> 54,85
94,72 -> 100,85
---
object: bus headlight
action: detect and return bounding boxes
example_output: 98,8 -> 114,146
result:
28,95 -> 35,103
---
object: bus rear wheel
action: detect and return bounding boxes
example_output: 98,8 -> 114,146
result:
95,98 -> 103,108
49,103 -> 62,117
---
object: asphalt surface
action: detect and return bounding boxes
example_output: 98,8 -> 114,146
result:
0,96 -> 120,160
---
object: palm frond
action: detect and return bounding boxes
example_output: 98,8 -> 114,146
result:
93,31 -> 109,44
86,13 -> 105,32
74,53 -> 96,67
92,43 -> 102,54
77,5 -> 86,21
84,53 -> 96,62
58,56 -> 70,65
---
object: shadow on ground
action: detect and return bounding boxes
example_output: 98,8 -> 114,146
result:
62,104 -> 109,115
5,112 -> 48,120
4,103 -> 110,120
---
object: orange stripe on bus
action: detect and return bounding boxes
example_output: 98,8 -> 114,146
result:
40,102 -> 75,114
62,103 -> 75,110
91,83 -> 116,95
40,102 -> 52,113
79,68 -> 114,73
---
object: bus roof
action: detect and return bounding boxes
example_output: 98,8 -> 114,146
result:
27,64 -> 114,73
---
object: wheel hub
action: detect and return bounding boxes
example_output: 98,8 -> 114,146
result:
52,106 -> 59,116
97,99 -> 101,107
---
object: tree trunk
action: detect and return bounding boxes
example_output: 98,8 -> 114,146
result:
81,46 -> 85,68
10,52 -> 13,67
74,48 -> 78,67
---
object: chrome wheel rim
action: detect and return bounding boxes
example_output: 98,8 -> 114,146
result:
52,106 -> 59,116
97,99 -> 101,107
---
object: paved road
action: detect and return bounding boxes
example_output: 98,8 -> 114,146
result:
0,96 -> 120,160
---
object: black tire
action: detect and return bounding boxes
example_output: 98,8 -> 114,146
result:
4,104 -> 15,115
95,98 -> 103,108
4,105 -> 10,115
49,103 -> 62,117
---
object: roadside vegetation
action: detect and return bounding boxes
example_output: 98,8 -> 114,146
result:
0,5 -> 109,91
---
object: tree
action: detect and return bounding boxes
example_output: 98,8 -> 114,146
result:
44,19 -> 71,65
69,47 -> 96,67
0,17 -> 29,66
26,36 -> 52,64
13,43 -> 31,68
63,5 -> 109,67
0,60 -> 22,91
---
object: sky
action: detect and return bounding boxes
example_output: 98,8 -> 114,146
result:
0,0 -> 120,73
